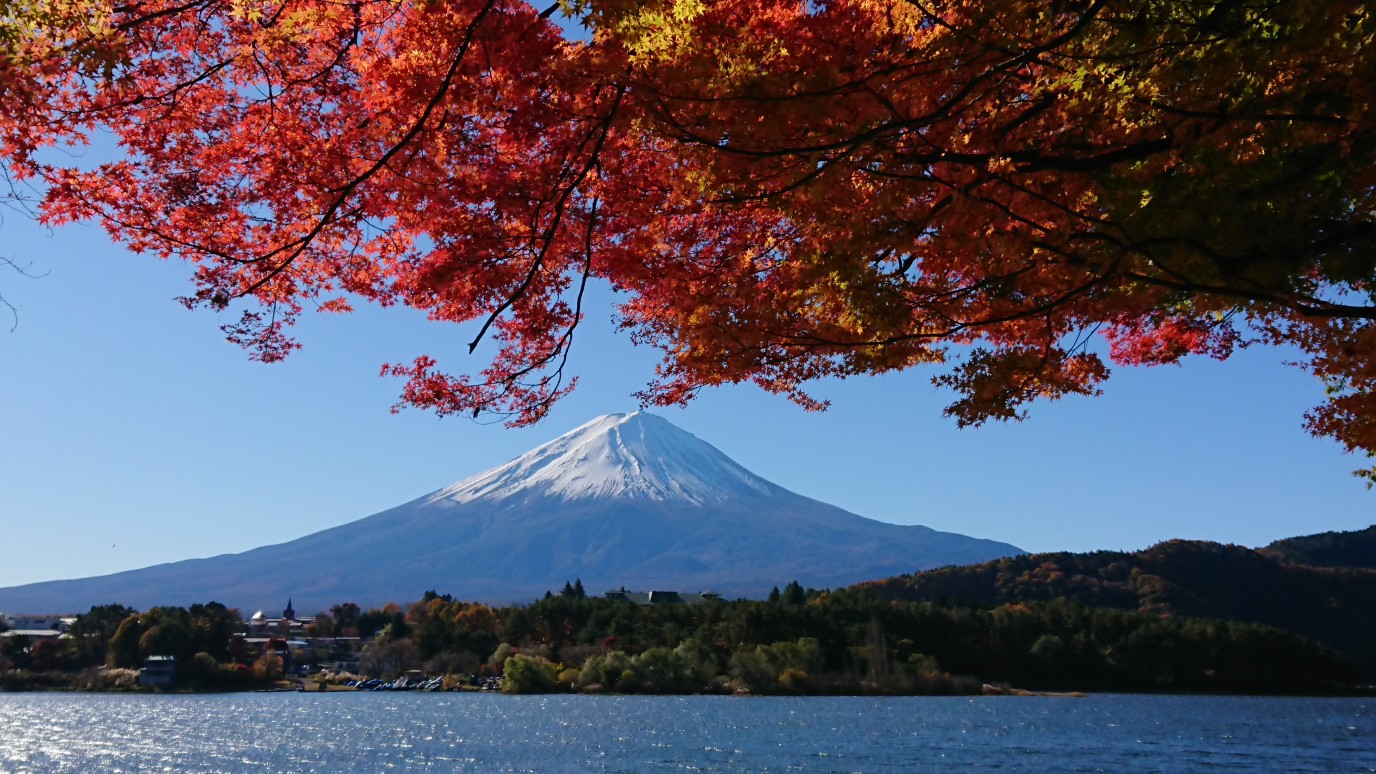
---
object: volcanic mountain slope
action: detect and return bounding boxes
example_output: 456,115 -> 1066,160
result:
0,413 -> 1023,614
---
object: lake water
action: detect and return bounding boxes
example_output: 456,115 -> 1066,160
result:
0,693 -> 1371,772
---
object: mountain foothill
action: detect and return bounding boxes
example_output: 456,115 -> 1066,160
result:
860,528 -> 1376,681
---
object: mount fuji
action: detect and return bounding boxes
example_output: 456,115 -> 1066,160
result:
0,413 -> 1022,614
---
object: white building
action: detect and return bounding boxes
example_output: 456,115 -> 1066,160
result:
8,615 -> 75,633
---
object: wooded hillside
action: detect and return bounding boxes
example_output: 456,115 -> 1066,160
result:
859,535 -> 1376,680
1261,526 -> 1376,569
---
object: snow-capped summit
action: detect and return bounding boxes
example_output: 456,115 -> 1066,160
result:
430,412 -> 777,506
0,412 -> 1024,613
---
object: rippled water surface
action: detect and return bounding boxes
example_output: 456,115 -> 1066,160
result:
0,693 -> 1371,772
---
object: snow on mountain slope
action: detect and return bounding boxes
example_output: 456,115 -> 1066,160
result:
429,412 -> 778,506
0,412 -> 1025,613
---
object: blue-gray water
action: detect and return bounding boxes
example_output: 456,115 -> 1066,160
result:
0,693 -> 1371,772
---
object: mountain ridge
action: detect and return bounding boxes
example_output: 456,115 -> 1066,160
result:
1260,524 -> 1376,569
856,534 -> 1376,679
429,412 -> 782,506
0,412 -> 1023,613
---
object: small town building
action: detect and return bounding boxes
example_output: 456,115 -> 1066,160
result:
602,588 -> 723,606
8,615 -> 75,633
139,655 -> 177,688
246,599 -> 315,636
0,629 -> 67,642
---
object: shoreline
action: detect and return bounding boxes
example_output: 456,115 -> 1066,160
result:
3,677 -> 1372,699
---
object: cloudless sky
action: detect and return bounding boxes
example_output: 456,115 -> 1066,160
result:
3,52 -> 1374,596
3,201 -> 1372,594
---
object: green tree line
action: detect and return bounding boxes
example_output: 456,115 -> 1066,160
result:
860,539 -> 1376,680
0,602 -> 284,690
0,578 -> 1361,694
367,581 -> 1357,695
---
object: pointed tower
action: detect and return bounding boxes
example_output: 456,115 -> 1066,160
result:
283,597 -> 295,621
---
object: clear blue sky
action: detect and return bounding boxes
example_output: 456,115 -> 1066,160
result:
1,190 -> 1372,591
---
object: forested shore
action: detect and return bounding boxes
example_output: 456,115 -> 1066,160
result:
1,583 -> 1362,696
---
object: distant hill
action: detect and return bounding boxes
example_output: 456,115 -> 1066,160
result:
1260,524 -> 1376,569
859,539 -> 1376,680
0,413 -> 1022,614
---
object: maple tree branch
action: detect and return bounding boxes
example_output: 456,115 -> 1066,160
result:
1122,272 -> 1376,321
761,272 -> 1110,351
465,84 -> 626,355
0,254 -> 47,332
640,58 -> 949,106
641,41 -> 1009,160
249,16 -> 359,93
983,0 -> 1110,67
75,206 -> 238,264
67,54 -> 236,116
642,0 -> 1139,190
713,124 -> 1166,205
1141,100 -> 1352,126
238,0 -> 499,298
113,0 -> 213,31
1070,213 -> 1376,321
482,191 -> 603,422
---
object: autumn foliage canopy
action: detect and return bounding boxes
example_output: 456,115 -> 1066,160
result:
3,1 -> 1374,464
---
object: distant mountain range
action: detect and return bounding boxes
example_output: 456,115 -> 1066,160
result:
858,530 -> 1376,680
0,412 -> 1023,614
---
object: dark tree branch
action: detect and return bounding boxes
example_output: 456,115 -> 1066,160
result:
466,84 -> 626,354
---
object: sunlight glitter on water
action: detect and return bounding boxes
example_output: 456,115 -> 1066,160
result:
0,693 -> 1371,772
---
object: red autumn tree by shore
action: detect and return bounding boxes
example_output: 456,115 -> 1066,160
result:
4,1 -> 1375,469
